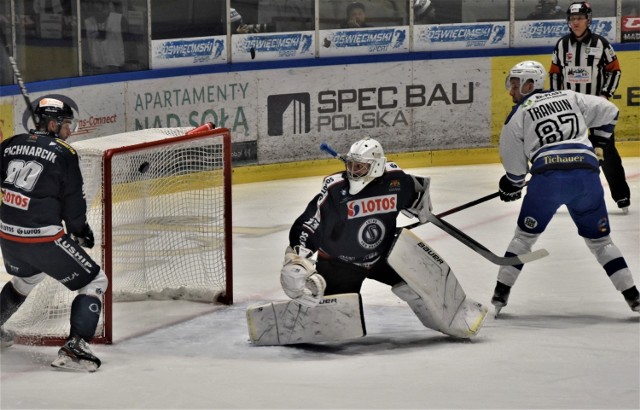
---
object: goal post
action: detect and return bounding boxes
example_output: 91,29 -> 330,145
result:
4,125 -> 233,345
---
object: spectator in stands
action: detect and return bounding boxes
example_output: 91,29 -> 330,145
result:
33,0 -> 63,14
102,1 -> 128,72
230,7 -> 272,34
527,0 -> 564,20
341,2 -> 372,28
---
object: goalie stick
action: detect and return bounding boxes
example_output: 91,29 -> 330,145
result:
320,141 -> 500,223
0,27 -> 37,127
320,142 -> 549,266
320,142 -> 348,163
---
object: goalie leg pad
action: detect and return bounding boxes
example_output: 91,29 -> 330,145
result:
392,283 -> 487,338
387,228 -> 488,338
246,293 -> 366,345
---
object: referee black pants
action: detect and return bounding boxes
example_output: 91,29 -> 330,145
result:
599,133 -> 631,206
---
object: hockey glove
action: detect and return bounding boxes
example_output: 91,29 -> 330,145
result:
72,223 -> 95,249
401,175 -> 432,223
589,134 -> 609,164
498,175 -> 522,202
280,246 -> 326,308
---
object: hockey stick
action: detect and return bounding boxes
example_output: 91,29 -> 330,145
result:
319,142 -> 548,266
403,191 -> 499,230
320,142 -> 347,163
424,211 -> 548,265
0,27 -> 37,127
320,141 -> 500,223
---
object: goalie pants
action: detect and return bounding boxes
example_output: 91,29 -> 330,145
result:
316,256 -> 403,295
0,235 -> 101,292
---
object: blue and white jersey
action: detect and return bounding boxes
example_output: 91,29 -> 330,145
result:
499,89 -> 619,187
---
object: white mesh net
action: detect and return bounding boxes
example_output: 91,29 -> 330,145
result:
4,127 -> 232,342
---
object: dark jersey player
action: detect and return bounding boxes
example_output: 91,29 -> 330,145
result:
0,98 -> 107,372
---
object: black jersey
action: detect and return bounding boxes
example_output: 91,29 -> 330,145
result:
289,162 -> 420,267
0,131 -> 88,243
550,29 -> 621,97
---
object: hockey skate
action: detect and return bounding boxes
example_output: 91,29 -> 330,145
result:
0,326 -> 15,349
616,198 -> 630,215
51,336 -> 101,372
622,286 -> 640,313
491,281 -> 511,318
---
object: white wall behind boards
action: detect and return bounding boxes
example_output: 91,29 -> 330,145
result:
4,56 -> 491,165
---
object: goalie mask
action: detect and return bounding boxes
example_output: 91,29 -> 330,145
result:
505,61 -> 546,96
345,138 -> 386,195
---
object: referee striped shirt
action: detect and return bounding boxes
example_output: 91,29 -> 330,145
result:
549,30 -> 621,97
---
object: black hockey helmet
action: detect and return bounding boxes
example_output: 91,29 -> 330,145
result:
566,2 -> 592,25
34,98 -> 76,131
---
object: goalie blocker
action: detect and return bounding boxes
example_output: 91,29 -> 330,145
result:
246,228 -> 487,345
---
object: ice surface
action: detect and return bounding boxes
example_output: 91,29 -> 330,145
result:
1,160 -> 638,409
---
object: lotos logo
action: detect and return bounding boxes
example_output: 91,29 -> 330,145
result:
2,189 -> 30,210
347,194 -> 397,219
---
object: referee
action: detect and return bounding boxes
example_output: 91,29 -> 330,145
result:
549,1 -> 631,214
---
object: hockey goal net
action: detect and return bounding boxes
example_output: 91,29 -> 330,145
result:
4,125 -> 233,345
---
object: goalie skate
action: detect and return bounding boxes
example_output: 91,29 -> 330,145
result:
51,337 -> 101,372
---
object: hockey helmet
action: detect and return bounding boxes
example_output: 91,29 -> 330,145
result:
414,0 -> 432,18
345,138 -> 386,195
34,98 -> 77,132
567,2 -> 592,25
505,61 -> 547,96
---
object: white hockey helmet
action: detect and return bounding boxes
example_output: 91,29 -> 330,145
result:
414,0 -> 432,18
505,60 -> 547,96
345,138 -> 386,195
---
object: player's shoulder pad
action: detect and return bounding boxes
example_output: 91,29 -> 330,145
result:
322,172 -> 346,187
385,161 -> 403,173
53,139 -> 77,156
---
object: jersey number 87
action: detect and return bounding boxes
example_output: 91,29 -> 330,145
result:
535,113 -> 579,146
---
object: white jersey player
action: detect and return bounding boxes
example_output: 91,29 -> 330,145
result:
491,60 -> 639,316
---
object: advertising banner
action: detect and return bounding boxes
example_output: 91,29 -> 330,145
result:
231,32 -> 314,62
319,27 -> 409,57
258,58 -> 490,164
622,16 -> 640,42
126,74 -> 258,162
514,18 -> 616,47
10,85 -> 126,141
0,99 -> 14,140
414,22 -> 509,51
151,36 -> 227,68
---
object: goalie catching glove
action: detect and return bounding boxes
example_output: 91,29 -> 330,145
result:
71,222 -> 95,249
280,245 -> 326,308
401,176 -> 432,223
498,175 -> 522,202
